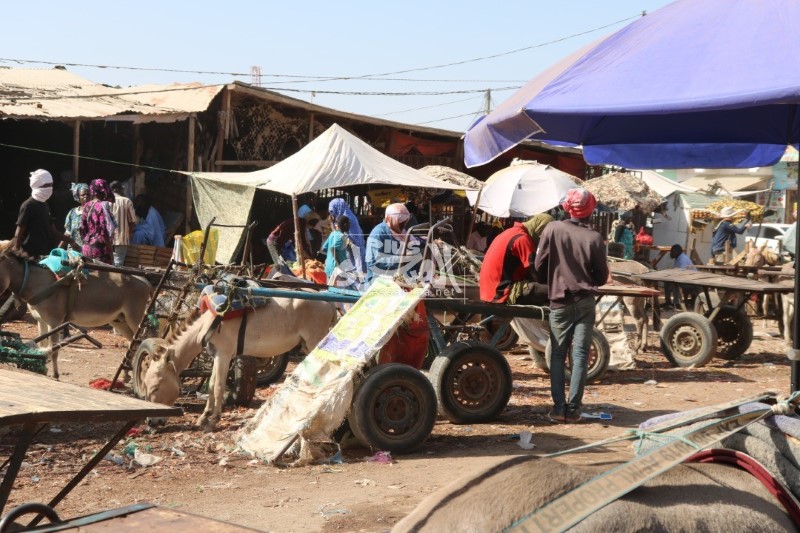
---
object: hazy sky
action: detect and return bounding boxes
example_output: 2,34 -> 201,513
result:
2,1 -> 675,132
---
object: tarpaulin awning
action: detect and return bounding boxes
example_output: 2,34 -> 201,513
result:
636,170 -> 697,197
188,124 -> 475,263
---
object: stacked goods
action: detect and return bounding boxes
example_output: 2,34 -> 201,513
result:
689,209 -> 717,220
706,199 -> 765,221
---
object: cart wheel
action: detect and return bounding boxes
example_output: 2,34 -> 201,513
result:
708,305 -> 753,360
132,338 -> 166,398
429,340 -> 512,424
544,327 -> 610,383
225,356 -> 257,406
348,363 -> 436,454
481,317 -> 519,351
660,312 -> 718,367
254,353 -> 291,386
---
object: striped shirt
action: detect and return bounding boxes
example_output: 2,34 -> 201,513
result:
110,195 -> 137,246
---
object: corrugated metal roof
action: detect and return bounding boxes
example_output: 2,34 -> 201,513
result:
0,68 -> 584,157
0,68 -> 223,122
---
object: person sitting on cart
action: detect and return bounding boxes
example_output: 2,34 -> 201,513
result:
661,244 -> 698,310
365,203 -> 423,283
478,213 -> 553,305
711,207 -> 751,263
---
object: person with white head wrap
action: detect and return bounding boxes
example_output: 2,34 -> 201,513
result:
13,169 -> 72,257
29,169 -> 54,202
365,202 -> 422,283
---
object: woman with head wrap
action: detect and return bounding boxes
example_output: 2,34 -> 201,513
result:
365,203 -> 423,282
328,198 -> 365,271
79,179 -> 118,263
63,183 -> 89,248
479,213 -> 553,305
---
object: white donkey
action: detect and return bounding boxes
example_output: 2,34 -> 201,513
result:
143,297 -> 337,431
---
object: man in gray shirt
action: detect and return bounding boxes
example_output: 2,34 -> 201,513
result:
535,188 -> 608,423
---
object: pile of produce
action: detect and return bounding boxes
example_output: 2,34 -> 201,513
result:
691,199 -> 764,221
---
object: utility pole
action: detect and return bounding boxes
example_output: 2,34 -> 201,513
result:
250,66 -> 262,87
484,89 -> 492,114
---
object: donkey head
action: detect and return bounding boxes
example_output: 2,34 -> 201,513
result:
144,344 -> 181,409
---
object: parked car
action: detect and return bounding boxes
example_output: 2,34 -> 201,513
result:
743,223 -> 791,252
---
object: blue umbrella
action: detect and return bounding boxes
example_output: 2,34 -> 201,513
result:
464,0 -> 800,170
463,0 -> 800,391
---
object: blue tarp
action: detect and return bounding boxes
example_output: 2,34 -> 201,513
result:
464,0 -> 800,169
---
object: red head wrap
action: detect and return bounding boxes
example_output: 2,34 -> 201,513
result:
561,188 -> 597,219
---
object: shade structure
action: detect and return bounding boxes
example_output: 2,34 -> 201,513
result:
419,165 -> 483,191
466,160 -> 579,218
584,172 -> 663,212
188,124 -> 472,263
464,0 -> 800,169
192,123 -> 470,195
464,0 -> 800,391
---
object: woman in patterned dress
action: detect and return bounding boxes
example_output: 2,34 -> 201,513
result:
62,183 -> 89,248
79,179 -> 117,263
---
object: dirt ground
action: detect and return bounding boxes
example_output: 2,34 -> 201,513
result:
0,312 -> 795,532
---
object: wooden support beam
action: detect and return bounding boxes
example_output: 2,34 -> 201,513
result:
185,115 -> 196,234
215,87 -> 231,172
214,160 -> 279,167
72,120 -> 81,182
308,112 -> 315,142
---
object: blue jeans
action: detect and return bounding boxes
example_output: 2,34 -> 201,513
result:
549,295 -> 596,415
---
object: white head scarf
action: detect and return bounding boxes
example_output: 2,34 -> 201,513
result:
29,169 -> 53,202
385,203 -> 410,223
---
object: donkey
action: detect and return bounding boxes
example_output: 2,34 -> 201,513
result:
0,243 -> 152,379
393,453 -> 798,532
143,297 -> 337,431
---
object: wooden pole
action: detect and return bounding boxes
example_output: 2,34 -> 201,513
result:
215,87 -> 231,171
466,186 -> 483,246
185,115 -> 196,234
308,112 -> 315,142
72,120 -> 80,182
291,194 -> 305,277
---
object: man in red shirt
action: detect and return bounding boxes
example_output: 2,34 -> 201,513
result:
479,214 -> 553,305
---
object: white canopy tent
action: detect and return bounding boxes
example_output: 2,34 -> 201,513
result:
188,124 -> 471,263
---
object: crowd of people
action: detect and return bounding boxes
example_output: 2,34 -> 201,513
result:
11,166 -> 792,426
12,169 -> 167,266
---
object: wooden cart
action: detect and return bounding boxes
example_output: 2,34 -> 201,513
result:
0,371 -> 180,528
635,268 -> 793,367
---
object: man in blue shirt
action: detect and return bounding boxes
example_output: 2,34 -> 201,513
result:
711,206 -> 751,263
662,244 -> 697,309
365,203 -> 423,283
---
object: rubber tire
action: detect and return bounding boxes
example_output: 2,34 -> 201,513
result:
428,340 -> 512,424
225,356 -> 257,407
482,316 -> 519,351
131,338 -> 166,399
660,312 -> 718,367
254,353 -> 290,386
544,327 -> 611,383
709,305 -> 753,360
348,363 -> 437,454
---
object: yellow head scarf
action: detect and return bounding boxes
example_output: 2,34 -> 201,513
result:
523,213 -> 554,241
